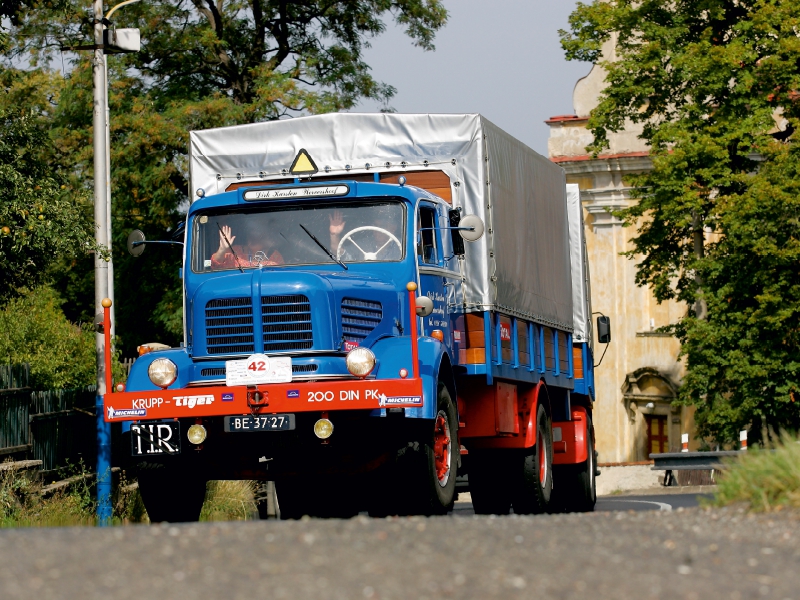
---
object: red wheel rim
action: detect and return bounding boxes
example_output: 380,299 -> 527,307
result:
433,411 -> 451,486
539,436 -> 547,485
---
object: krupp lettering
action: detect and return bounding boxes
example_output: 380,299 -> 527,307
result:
174,395 -> 215,409
131,397 -> 164,410
107,406 -> 147,420
221,393 -> 234,402
287,390 -> 300,398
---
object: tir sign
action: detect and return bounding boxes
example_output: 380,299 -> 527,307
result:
290,149 -> 318,176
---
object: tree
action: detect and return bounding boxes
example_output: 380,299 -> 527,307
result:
561,1 -> 800,444
1,1 -> 447,355
0,108 -> 95,300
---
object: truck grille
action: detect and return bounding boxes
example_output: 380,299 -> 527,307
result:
341,298 -> 382,342
205,298 -> 255,355
200,364 -> 317,377
261,295 -> 313,351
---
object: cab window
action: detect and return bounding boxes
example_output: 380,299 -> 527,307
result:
418,206 -> 438,265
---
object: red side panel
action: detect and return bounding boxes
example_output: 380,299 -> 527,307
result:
461,381 -> 541,450
552,406 -> 589,465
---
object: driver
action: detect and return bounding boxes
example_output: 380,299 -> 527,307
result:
328,208 -> 403,261
211,220 -> 284,269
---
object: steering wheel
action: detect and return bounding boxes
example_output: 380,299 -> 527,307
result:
337,226 -> 402,261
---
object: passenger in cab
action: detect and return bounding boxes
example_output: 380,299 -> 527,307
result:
211,220 -> 285,269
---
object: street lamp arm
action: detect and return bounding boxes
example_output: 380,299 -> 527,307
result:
105,0 -> 141,21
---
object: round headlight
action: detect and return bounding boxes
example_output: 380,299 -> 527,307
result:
148,358 -> 177,388
314,419 -> 334,439
187,424 -> 207,445
345,347 -> 376,378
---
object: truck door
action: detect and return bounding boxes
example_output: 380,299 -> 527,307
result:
417,202 -> 461,359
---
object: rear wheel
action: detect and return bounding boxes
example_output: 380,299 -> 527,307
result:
137,467 -> 207,523
552,412 -> 596,513
511,403 -> 553,514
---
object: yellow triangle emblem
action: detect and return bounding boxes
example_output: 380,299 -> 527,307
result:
289,148 -> 318,175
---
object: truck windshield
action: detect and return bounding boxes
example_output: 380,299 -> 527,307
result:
191,200 -> 406,273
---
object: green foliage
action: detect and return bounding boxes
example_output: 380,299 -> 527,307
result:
0,461 -> 147,527
0,108 -> 95,300
0,287 -> 96,389
1,1 -> 447,357
713,433 -> 800,511
199,480 -> 258,522
562,1 -> 800,444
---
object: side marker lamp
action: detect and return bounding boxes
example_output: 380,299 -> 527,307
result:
431,329 -> 444,342
314,419 -> 334,439
187,424 -> 207,445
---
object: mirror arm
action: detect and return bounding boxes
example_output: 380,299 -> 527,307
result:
132,240 -> 184,247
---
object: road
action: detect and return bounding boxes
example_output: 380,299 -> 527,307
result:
1,494 -> 797,600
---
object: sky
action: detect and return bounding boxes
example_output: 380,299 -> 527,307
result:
355,0 -> 591,156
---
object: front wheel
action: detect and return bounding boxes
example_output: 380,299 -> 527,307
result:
386,383 -> 458,516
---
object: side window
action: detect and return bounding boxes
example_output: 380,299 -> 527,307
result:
418,206 -> 438,265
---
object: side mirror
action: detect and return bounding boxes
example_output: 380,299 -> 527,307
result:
127,229 -> 146,257
597,315 -> 611,344
457,215 -> 484,242
415,296 -> 434,317
448,209 -> 465,255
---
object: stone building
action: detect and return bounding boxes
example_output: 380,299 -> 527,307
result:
546,45 -> 696,462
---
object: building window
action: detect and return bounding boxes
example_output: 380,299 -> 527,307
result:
646,415 -> 668,455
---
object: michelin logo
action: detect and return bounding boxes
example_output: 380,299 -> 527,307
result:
378,394 -> 422,407
107,406 -> 147,420
175,395 -> 214,408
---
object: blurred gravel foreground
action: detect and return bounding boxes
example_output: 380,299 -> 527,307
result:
0,507 -> 798,600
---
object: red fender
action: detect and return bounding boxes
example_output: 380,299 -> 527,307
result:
523,381 -> 543,447
552,405 -> 589,465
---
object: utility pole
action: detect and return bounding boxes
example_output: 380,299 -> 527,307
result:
84,0 -> 140,526
92,0 -> 113,526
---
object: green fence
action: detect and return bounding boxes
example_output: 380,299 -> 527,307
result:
0,364 -> 97,472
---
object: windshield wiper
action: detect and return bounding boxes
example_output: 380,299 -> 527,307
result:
299,224 -> 347,271
216,222 -> 244,273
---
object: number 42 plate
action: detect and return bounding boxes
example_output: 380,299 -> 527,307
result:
225,353 -> 292,386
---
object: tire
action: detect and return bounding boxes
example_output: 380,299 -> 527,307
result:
552,413 -> 596,513
383,383 -> 457,516
137,468 -> 207,523
511,402 -> 553,514
468,451 -> 512,515
425,383 -> 458,514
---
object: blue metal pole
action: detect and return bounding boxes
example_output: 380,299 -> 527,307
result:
96,394 -> 112,525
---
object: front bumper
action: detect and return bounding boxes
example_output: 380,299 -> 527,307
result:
104,377 -> 424,422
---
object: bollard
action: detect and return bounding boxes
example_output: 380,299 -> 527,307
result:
681,433 -> 689,452
740,430 -> 747,451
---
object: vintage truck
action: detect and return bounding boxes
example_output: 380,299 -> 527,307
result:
103,113 -> 609,521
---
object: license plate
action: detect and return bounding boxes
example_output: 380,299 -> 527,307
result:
130,422 -> 181,456
225,353 -> 292,386
224,414 -> 295,432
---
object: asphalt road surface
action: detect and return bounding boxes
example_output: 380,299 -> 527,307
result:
1,498 -> 798,600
